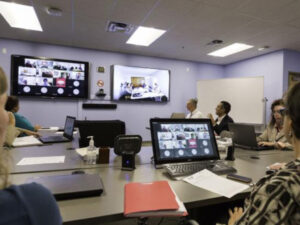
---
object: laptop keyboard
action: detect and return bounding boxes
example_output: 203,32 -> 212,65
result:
165,161 -> 236,177
40,136 -> 66,141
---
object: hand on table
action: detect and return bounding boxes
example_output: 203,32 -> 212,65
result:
228,207 -> 243,225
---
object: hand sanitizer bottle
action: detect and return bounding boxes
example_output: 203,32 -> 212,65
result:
87,136 -> 97,164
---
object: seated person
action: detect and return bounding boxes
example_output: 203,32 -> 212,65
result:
208,101 -> 234,135
5,111 -> 39,146
0,67 -> 62,224
186,98 -> 203,118
5,96 -> 41,132
228,82 -> 300,225
257,99 -> 292,150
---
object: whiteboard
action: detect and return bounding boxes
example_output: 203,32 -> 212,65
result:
197,77 -> 264,124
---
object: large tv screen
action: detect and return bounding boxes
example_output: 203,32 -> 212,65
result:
111,65 -> 170,102
11,55 -> 89,99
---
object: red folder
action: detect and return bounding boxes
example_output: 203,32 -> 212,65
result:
124,180 -> 180,216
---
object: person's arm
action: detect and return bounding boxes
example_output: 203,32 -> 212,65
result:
17,127 -> 40,137
257,128 -> 268,142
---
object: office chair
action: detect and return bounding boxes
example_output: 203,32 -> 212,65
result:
76,120 -> 125,147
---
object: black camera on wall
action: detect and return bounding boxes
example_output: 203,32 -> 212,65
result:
114,135 -> 142,170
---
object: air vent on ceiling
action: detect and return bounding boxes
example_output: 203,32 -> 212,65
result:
106,21 -> 134,34
207,40 -> 224,45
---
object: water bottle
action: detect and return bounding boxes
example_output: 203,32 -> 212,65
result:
87,136 -> 97,164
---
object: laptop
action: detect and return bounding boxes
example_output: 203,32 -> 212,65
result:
228,123 -> 273,150
27,173 -> 103,200
150,118 -> 236,178
39,116 -> 76,143
170,113 -> 186,119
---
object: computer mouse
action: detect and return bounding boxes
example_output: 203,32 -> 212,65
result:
72,170 -> 85,175
250,156 -> 260,159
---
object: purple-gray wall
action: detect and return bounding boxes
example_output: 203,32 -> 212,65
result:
224,51 -> 284,123
0,38 -> 224,140
283,50 -> 300,92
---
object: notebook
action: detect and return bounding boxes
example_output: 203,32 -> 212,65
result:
27,173 -> 103,200
39,116 -> 75,143
124,180 -> 187,217
150,118 -> 236,177
228,123 -> 273,151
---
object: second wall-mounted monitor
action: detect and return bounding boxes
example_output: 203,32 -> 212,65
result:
11,55 -> 89,99
111,65 -> 170,103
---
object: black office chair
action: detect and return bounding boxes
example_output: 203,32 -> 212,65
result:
76,120 -> 125,147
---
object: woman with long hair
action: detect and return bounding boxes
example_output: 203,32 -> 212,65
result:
0,67 -> 62,224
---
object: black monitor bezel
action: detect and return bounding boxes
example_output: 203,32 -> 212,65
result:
150,118 -> 220,166
10,54 -> 89,99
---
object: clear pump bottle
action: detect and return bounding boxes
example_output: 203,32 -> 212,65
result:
87,136 -> 97,164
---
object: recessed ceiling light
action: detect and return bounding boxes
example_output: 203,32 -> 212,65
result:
208,43 -> 253,57
126,26 -> 166,46
0,1 -> 42,31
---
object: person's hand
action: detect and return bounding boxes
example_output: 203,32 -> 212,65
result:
207,113 -> 216,126
276,141 -> 286,149
258,141 -> 274,147
268,162 -> 286,170
228,207 -> 243,225
7,112 -> 16,126
34,125 -> 42,131
23,130 -> 41,137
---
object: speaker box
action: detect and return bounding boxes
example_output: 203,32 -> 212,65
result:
82,103 -> 117,109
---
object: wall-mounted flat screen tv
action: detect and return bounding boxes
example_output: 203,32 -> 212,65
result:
11,55 -> 89,99
111,65 -> 170,102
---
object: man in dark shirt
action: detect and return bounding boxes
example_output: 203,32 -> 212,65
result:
208,101 -> 234,135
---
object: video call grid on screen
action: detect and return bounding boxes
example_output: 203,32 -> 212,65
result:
151,121 -> 219,162
112,65 -> 170,102
11,55 -> 89,99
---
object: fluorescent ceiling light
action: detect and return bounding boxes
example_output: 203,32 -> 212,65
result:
126,26 -> 166,46
0,1 -> 42,31
208,43 -> 253,57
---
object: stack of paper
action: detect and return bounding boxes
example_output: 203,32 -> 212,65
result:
124,180 -> 187,217
183,169 -> 249,198
12,136 -> 43,147
17,156 -> 65,166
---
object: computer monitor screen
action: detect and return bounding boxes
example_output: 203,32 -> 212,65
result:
111,65 -> 170,102
63,116 -> 76,139
150,118 -> 220,165
11,55 -> 89,99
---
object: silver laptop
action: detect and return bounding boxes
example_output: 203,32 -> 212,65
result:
39,116 -> 75,143
170,113 -> 186,119
228,123 -> 273,151
27,173 -> 103,200
150,118 -> 236,177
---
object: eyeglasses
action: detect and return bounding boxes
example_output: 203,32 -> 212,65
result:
273,108 -> 287,115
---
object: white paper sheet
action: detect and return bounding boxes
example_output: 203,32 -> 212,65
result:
12,136 -> 43,147
183,169 -> 249,198
17,156 -> 65,166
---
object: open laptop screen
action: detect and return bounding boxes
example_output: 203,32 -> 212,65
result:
63,116 -> 76,140
150,118 -> 220,166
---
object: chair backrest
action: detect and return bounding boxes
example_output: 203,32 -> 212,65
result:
76,120 -> 125,147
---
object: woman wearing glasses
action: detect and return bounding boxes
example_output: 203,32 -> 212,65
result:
257,99 -> 292,150
228,82 -> 300,225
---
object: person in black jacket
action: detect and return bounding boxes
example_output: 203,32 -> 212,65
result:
208,101 -> 234,135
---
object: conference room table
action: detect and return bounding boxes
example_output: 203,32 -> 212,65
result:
8,139 -> 294,225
